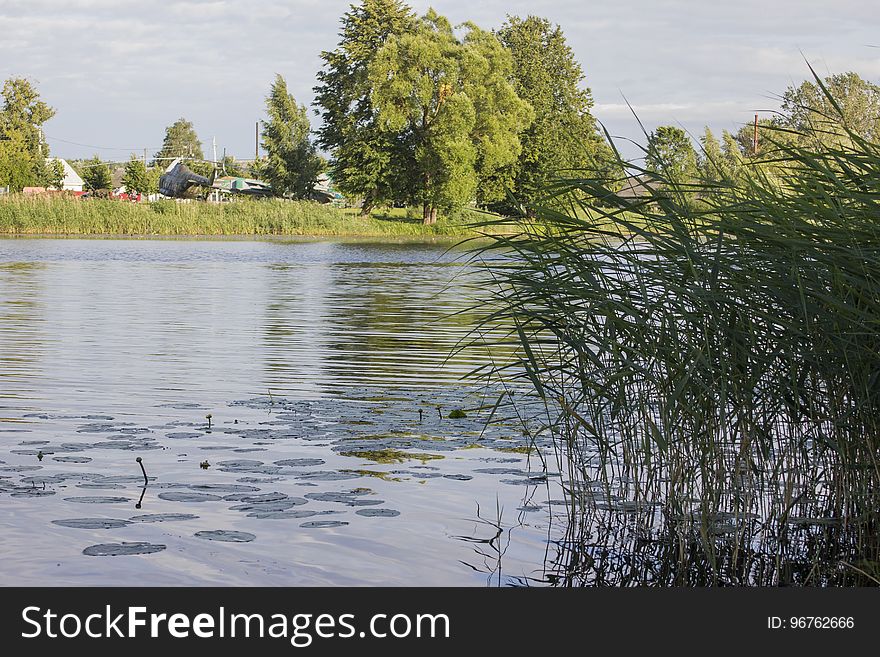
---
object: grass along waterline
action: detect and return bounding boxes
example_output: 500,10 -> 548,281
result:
0,196 -> 503,238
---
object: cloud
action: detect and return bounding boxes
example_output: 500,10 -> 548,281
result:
0,0 -> 877,161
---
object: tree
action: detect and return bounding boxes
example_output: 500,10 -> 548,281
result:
369,10 -> 531,223
122,155 -> 155,196
314,0 -> 417,215
0,77 -> 56,189
261,74 -> 323,198
646,126 -> 699,185
495,16 -> 615,210
220,154 -> 243,177
779,71 -> 880,144
0,130 -> 35,191
81,155 -> 111,192
152,118 -> 204,167
45,158 -> 65,190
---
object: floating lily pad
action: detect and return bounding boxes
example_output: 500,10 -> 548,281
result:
129,513 -> 199,523
247,510 -> 321,519
194,530 -> 256,543
52,518 -> 131,529
83,542 -> 166,556
12,488 -> 56,497
300,521 -> 349,528
52,456 -> 92,463
443,474 -> 473,481
355,508 -> 401,518
274,458 -> 325,467
157,492 -> 222,503
64,496 -> 129,504
229,498 -> 308,512
295,471 -> 360,481
166,432 -> 203,440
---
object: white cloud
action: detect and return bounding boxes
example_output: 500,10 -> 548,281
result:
0,0 -> 877,161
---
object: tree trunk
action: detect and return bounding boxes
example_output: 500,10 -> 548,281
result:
423,205 -> 437,225
359,193 -> 374,218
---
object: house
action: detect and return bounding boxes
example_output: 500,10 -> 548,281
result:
47,157 -> 84,192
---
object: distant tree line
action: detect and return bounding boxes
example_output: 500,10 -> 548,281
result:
644,71 -> 880,201
3,1 -> 879,221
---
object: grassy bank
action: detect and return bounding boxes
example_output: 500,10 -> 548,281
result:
0,196 -> 504,238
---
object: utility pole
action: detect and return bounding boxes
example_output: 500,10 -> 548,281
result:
255,121 -> 259,161
753,113 -> 759,155
212,135 -> 217,167
143,148 -> 147,168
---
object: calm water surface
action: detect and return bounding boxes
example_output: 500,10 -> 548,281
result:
0,238 -> 560,586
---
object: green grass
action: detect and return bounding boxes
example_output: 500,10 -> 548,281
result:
472,79 -> 880,586
0,196 -> 511,238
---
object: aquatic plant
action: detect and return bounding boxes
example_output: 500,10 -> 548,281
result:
473,74 -> 880,585
135,457 -> 147,486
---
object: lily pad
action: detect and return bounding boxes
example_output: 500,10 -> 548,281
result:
355,508 -> 401,518
83,542 -> 166,556
52,518 -> 131,529
64,496 -> 129,504
157,492 -> 222,503
274,458 -> 325,467
129,513 -> 199,523
300,521 -> 349,528
194,530 -> 256,543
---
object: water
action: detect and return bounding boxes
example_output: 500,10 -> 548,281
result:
0,238 -> 561,586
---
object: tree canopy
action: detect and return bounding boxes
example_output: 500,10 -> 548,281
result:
122,155 -> 155,196
369,10 -> 532,223
646,125 -> 699,184
495,15 -> 615,210
152,118 -> 204,167
314,0 -> 417,215
261,74 -> 323,199
81,155 -> 111,192
0,77 -> 57,191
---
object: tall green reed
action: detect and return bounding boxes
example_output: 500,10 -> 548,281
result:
471,77 -> 880,585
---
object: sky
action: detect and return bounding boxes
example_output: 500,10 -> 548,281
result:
1,0 -> 878,163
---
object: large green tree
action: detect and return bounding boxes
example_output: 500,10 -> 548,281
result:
81,155 -> 111,192
698,127 -> 741,184
261,74 -> 323,198
779,71 -> 880,144
122,155 -> 156,196
152,118 -> 204,167
314,0 -> 417,215
495,16 -> 614,210
0,77 -> 56,190
646,125 -> 699,185
369,10 -> 531,223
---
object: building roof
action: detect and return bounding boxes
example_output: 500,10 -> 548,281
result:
47,157 -> 84,189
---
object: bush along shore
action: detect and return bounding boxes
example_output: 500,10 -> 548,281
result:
0,196 -> 500,238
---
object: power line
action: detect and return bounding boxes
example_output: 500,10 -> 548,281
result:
44,134 -> 161,152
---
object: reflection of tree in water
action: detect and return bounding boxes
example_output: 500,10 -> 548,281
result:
0,262 -> 46,413
261,262 -> 332,395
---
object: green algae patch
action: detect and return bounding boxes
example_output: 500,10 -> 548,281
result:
340,448 -> 445,464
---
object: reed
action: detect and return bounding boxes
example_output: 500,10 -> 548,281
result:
0,196 -> 493,238
472,78 -> 880,585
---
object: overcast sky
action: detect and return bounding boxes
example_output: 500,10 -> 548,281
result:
1,0 -> 877,162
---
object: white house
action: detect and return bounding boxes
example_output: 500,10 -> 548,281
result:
47,157 -> 84,192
